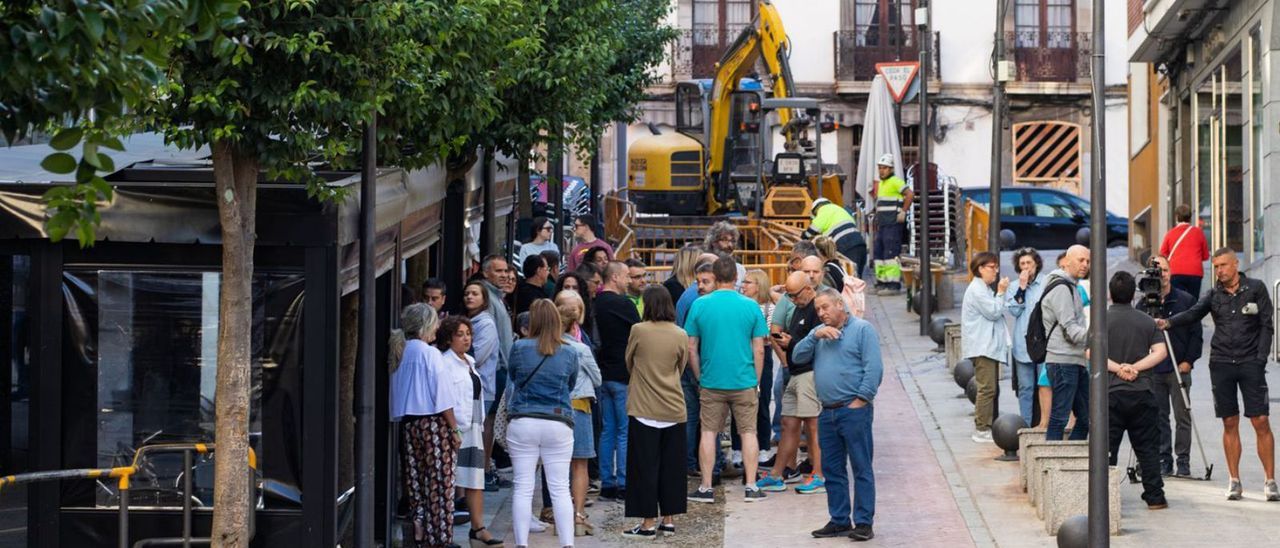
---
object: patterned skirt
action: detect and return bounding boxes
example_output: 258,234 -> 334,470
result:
455,399 -> 487,490
401,414 -> 457,548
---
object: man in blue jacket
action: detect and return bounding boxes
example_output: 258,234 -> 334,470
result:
794,288 -> 883,542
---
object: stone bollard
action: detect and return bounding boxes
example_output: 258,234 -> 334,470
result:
1023,440 -> 1088,505
1035,455 -> 1090,520
1018,427 -> 1047,491
1042,465 -> 1121,536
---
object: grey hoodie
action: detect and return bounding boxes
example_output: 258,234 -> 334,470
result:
1041,269 -> 1089,366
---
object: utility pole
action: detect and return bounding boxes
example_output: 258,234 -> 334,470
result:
354,119 -> 376,548
989,0 -> 1008,251
917,0 -> 932,336
1087,0 -> 1110,545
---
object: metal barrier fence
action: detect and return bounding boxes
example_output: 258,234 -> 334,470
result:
0,443 -> 256,548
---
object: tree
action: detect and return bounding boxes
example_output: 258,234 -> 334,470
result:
1,0 -> 241,245
143,1 -> 531,544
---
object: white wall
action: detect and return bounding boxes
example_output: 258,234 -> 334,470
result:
932,0 -> 995,85
933,106 -> 994,187
772,0 -> 838,83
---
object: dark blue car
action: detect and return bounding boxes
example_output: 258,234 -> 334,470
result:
961,186 -> 1128,250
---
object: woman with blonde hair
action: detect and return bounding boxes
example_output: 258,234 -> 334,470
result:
506,299 -> 580,548
389,303 -> 460,548
555,290 -> 602,536
663,243 -> 703,304
812,235 -> 847,292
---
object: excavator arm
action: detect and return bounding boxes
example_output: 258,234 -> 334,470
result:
706,0 -> 795,189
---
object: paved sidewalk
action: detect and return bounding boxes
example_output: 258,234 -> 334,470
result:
722,294 -> 975,547
880,277 -> 1280,547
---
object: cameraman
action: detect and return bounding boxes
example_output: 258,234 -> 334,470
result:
1136,256 -> 1202,478
1158,248 -> 1276,501
1106,271 -> 1169,509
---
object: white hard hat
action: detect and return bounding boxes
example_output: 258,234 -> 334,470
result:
810,197 -> 830,214
876,153 -> 895,167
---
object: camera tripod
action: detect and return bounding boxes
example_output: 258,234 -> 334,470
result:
1126,328 -> 1214,483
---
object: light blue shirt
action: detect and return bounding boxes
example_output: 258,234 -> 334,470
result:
390,340 -> 458,420
1006,273 -> 1046,363
793,315 -> 884,405
675,285 -> 702,327
961,277 -> 1009,363
481,280 -> 513,371
469,312 -> 500,402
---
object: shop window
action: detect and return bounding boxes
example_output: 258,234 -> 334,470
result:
59,270 -> 304,509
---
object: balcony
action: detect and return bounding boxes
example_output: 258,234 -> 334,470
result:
671,26 -> 750,81
1005,31 -> 1092,83
833,29 -> 939,83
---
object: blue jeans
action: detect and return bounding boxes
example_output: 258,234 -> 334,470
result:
682,370 -> 724,474
771,367 -> 788,441
1014,360 -> 1038,427
1046,364 -> 1089,441
820,404 -> 875,527
599,381 -> 629,489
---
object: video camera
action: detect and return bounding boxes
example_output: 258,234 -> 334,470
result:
1138,258 -> 1164,317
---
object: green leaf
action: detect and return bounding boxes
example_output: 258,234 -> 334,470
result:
96,153 -> 116,173
49,128 -> 84,151
99,136 -> 126,151
41,153 -> 78,174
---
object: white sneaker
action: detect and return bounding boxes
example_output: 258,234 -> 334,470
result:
758,447 -> 777,464
971,430 -> 994,443
1265,480 -> 1279,502
529,520 -> 549,533
731,450 -> 743,468
1227,479 -> 1243,501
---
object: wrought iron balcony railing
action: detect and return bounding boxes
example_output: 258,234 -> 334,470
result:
834,29 -> 940,83
1005,31 -> 1092,83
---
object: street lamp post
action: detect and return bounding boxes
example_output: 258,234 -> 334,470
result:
918,0 -> 932,336
989,0 -> 1008,251
1087,0 -> 1110,545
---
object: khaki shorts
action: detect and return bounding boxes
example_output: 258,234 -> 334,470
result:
781,371 -> 821,418
699,388 -> 759,435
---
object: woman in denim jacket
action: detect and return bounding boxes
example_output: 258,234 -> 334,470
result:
962,251 -> 1010,444
505,299 -> 579,548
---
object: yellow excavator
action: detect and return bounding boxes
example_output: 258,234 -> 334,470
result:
627,0 -> 843,217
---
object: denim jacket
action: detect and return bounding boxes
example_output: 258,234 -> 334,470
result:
1006,273 -> 1046,363
506,339 -> 578,427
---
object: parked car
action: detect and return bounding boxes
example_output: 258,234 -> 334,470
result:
961,186 -> 1128,250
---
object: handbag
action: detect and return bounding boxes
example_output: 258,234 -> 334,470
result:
493,354 -> 550,449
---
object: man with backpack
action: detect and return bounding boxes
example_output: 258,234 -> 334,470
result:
1027,245 -> 1091,441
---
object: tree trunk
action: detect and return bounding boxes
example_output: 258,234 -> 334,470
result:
210,140 -> 258,548
337,291 -> 358,546
517,153 -> 532,220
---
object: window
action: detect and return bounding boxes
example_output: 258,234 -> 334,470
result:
966,190 -> 1027,217
691,0 -> 755,77
1014,0 -> 1073,48
1027,191 -> 1077,218
852,0 -> 913,47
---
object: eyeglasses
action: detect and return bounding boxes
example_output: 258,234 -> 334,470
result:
980,263 -> 998,271
785,286 -> 810,300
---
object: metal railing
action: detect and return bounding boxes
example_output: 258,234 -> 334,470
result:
671,26 -> 752,80
833,30 -> 940,82
0,443 -> 257,548
1004,31 -> 1092,83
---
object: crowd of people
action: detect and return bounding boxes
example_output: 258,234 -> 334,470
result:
387,210 -> 888,547
959,207 -> 1276,513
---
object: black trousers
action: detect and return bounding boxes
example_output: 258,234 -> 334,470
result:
624,417 -> 688,519
1107,390 -> 1166,504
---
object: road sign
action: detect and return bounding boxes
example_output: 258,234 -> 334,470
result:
876,62 -> 920,103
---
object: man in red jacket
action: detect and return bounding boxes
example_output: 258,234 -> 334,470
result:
1159,204 -> 1209,298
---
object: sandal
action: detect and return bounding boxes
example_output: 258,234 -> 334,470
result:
574,513 -> 594,537
469,526 -> 505,547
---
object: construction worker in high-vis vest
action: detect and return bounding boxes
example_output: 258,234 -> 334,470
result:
872,153 -> 913,294
803,198 -> 868,277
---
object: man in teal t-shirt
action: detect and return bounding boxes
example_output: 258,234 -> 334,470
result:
685,256 -> 769,503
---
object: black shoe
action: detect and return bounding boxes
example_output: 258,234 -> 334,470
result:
617,488 -> 627,501
849,524 -> 875,541
711,474 -> 722,487
687,468 -> 701,478
1160,462 -> 1174,477
622,524 -> 657,539
469,526 -> 504,546
687,486 -> 715,504
1175,460 -> 1191,478
599,486 -> 618,500
796,459 -> 813,475
782,467 -> 803,484
760,455 -> 777,468
1147,498 -> 1169,510
811,522 -> 853,538
452,510 -> 471,525
658,523 -> 675,535
483,473 -> 500,492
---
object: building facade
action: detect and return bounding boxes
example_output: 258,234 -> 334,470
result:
1129,0 -> 1278,283
590,0 -> 1131,222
